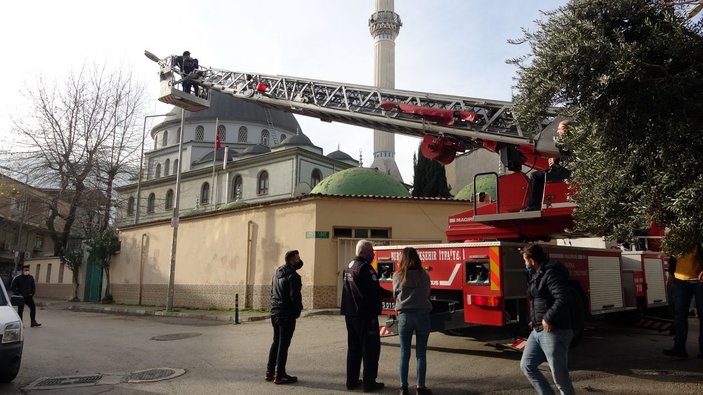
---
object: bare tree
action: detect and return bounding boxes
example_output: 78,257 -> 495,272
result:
13,65 -> 144,254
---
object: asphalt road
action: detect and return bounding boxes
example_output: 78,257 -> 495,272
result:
1,309 -> 702,394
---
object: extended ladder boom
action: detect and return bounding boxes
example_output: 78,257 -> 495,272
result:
148,51 -> 558,153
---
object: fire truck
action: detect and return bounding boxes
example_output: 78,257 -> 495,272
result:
144,51 -> 669,335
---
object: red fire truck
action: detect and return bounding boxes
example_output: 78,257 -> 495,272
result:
145,51 -> 669,335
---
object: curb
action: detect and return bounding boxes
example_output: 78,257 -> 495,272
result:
64,305 -> 269,322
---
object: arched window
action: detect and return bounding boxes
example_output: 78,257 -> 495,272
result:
231,175 -> 243,201
155,163 -> 162,178
176,127 -> 181,143
200,182 -> 210,205
162,130 -> 168,147
164,159 -> 170,176
238,126 -> 248,142
165,189 -> 174,210
280,133 -> 287,141
147,193 -> 156,213
127,196 -> 135,216
195,125 -> 205,141
173,159 -> 179,175
311,168 -> 322,187
217,125 -> 226,142
257,171 -> 269,195
260,129 -> 270,146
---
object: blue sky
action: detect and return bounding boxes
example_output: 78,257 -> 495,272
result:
0,0 -> 567,182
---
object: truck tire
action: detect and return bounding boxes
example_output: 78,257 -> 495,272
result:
569,286 -> 587,348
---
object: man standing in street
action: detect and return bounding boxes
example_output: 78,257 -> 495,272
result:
266,250 -> 303,384
341,240 -> 389,392
11,264 -> 41,328
520,244 -> 575,395
664,244 -> 703,359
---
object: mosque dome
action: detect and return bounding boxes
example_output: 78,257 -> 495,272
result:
327,150 -> 356,161
310,167 -> 410,197
272,131 -> 322,154
454,178 -> 497,201
195,147 -> 240,164
242,144 -> 271,155
153,91 -> 301,135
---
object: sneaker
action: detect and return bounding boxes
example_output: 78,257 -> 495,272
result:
31,322 -> 41,328
347,379 -> 363,390
265,370 -> 274,382
662,348 -> 688,358
416,387 -> 433,395
363,381 -> 385,392
400,386 -> 410,395
274,373 -> 297,385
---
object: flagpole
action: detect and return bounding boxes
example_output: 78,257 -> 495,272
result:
211,117 -> 219,207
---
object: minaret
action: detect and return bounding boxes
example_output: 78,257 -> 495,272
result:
369,0 -> 403,181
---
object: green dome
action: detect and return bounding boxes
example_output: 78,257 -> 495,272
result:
455,176 -> 498,201
311,167 -> 410,197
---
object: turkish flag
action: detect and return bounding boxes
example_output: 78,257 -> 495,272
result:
216,132 -> 221,150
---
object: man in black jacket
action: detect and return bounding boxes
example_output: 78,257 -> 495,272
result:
266,250 -> 303,384
525,120 -> 575,211
11,264 -> 41,327
520,244 -> 575,395
174,51 -> 200,96
341,240 -> 390,392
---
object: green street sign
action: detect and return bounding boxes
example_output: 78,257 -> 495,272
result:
306,231 -> 330,239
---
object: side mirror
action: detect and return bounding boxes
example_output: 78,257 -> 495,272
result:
10,295 -> 24,307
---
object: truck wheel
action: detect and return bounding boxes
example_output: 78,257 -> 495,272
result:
570,288 -> 587,348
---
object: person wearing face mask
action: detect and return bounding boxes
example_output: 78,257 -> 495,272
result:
266,250 -> 303,384
520,244 -> 574,395
341,239 -> 392,392
11,264 -> 41,328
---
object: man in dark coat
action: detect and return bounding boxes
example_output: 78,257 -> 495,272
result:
11,264 -> 41,327
341,239 -> 391,392
266,250 -> 303,384
175,50 -> 200,96
520,244 -> 574,394
525,120 -> 575,211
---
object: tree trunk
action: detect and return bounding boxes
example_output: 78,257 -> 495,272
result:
102,265 -> 113,304
71,269 -> 80,302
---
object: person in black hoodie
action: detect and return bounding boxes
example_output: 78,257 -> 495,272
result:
520,244 -> 575,395
266,250 -> 303,385
11,264 -> 41,327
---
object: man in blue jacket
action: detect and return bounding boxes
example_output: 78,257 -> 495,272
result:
265,250 -> 303,384
520,244 -> 575,395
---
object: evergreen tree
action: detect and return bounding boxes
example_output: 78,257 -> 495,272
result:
412,144 -> 452,198
510,0 -> 703,255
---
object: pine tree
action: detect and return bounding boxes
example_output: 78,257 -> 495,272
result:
412,144 -> 452,198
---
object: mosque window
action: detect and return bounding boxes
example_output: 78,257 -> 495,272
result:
176,127 -> 181,143
261,129 -> 270,146
238,126 -> 248,142
162,130 -> 168,147
231,175 -> 243,201
311,168 -> 322,187
173,159 -> 179,175
147,193 -> 156,214
200,182 -> 210,205
195,125 -> 205,141
280,134 -> 287,141
164,159 -> 170,176
127,196 -> 135,216
165,189 -> 174,210
218,125 -> 226,142
155,163 -> 162,178
257,171 -> 269,195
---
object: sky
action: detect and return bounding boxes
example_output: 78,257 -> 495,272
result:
0,0 -> 568,183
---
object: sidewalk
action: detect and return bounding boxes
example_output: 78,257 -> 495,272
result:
34,298 -> 338,323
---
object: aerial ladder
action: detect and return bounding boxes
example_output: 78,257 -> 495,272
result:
145,51 -> 574,242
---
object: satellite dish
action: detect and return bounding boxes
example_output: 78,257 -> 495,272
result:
293,182 -> 311,197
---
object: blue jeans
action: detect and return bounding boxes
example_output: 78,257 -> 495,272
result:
520,328 -> 575,395
672,279 -> 703,353
398,310 -> 431,388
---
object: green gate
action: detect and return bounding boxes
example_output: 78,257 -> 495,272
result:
84,256 -> 103,302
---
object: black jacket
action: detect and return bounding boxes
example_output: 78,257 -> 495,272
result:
11,274 -> 36,297
175,56 -> 199,75
270,264 -> 303,319
341,257 -> 391,318
528,260 -> 572,331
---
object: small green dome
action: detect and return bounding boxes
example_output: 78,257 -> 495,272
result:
455,176 -> 497,201
311,167 -> 410,197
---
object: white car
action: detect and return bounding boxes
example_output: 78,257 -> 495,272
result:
0,284 -> 23,382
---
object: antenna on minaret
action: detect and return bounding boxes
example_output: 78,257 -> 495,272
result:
369,0 -> 403,182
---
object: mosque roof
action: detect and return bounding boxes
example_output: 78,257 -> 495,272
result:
195,148 -> 240,164
326,150 -> 356,161
310,167 -> 410,197
242,144 -> 271,155
273,132 -> 320,150
154,91 -> 301,133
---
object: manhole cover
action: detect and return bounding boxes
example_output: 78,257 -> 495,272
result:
150,332 -> 202,341
127,368 -> 186,383
27,374 -> 103,389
